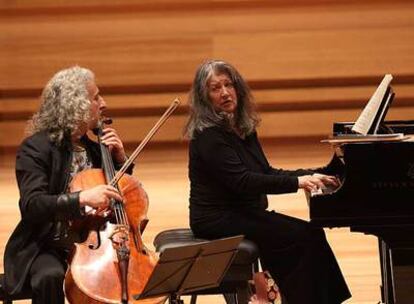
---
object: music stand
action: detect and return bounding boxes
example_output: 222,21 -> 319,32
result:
133,235 -> 244,304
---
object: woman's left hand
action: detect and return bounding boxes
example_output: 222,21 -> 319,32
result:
100,127 -> 127,164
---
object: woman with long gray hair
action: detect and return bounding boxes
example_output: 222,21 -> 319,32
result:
4,66 -> 130,304
185,60 -> 351,304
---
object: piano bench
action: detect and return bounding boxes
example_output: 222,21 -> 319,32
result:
0,273 -> 32,304
153,228 -> 260,304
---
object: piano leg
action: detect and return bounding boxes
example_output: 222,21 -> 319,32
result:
378,238 -> 414,304
389,246 -> 414,303
379,238 -> 394,304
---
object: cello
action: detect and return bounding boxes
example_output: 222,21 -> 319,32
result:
64,99 -> 180,303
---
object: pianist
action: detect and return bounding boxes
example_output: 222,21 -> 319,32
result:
184,59 -> 351,304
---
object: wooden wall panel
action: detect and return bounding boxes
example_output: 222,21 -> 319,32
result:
1,0 -> 414,151
213,4 -> 414,80
0,15 -> 211,89
2,100 -> 414,150
1,1 -> 414,89
217,28 -> 414,79
1,83 -> 414,151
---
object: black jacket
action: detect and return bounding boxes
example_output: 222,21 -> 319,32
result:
4,131 -> 129,295
189,126 -> 313,229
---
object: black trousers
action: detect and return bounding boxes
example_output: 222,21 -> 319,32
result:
28,249 -> 67,304
191,209 -> 351,304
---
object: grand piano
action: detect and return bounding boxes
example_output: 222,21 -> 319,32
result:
308,120 -> 414,304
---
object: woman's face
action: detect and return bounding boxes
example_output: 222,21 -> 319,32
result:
207,72 -> 237,114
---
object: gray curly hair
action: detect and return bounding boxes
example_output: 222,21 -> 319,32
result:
27,66 -> 95,144
184,59 -> 259,139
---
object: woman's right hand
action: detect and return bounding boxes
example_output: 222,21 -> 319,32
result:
298,174 -> 339,193
79,185 -> 123,212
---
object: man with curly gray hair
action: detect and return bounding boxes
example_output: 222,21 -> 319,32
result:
3,66 -> 130,303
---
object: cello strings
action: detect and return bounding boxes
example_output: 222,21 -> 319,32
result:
100,132 -> 125,226
108,152 -> 129,227
97,119 -> 131,234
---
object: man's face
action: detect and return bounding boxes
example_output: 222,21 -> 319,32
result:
87,80 -> 106,131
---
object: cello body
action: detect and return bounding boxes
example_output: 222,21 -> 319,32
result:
64,100 -> 180,303
64,169 -> 166,304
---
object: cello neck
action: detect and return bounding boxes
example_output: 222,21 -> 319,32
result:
96,120 -> 117,185
95,119 -> 129,227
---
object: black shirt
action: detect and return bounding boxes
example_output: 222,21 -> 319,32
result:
189,126 -> 312,227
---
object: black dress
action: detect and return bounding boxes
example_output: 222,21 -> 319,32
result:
189,126 -> 351,304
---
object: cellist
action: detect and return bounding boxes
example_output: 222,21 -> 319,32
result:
3,66 -> 132,304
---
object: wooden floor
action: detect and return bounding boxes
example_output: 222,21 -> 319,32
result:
0,140 -> 381,304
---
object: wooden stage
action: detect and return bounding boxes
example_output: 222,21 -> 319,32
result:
0,139 -> 381,304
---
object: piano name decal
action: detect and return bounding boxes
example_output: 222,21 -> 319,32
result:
372,182 -> 414,190
372,163 -> 414,189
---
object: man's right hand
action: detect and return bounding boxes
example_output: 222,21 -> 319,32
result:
79,184 -> 123,212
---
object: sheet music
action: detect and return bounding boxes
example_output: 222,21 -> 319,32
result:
352,74 -> 393,135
